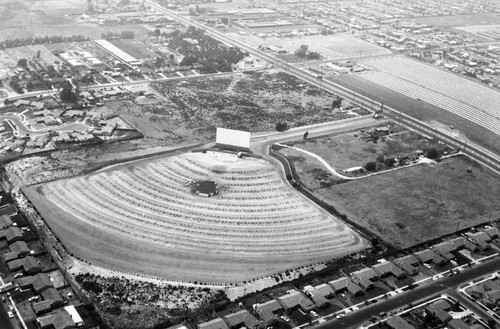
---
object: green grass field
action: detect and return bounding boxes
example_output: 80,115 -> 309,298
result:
314,156 -> 500,248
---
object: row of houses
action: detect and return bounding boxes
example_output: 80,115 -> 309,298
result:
352,227 -> 499,289
198,275 -> 370,329
384,298 -> 486,329
0,201 -> 98,329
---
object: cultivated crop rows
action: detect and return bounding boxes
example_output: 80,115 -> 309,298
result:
359,57 -> 500,134
40,152 -> 362,258
356,67 -> 500,136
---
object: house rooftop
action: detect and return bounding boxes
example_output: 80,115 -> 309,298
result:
328,277 -> 363,295
448,318 -> 471,329
254,300 -> 281,323
386,315 -> 415,329
0,215 -> 13,229
278,289 -> 315,311
431,241 -> 456,260
8,256 -> 40,274
372,261 -> 405,278
480,227 -> 498,238
32,300 -> 55,315
37,309 -> 75,329
197,318 -> 229,329
19,273 -> 53,292
224,310 -> 259,329
41,288 -> 63,303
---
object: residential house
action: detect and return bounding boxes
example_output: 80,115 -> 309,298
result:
483,280 -> 500,291
0,204 -> 18,217
466,232 -> 491,249
278,289 -> 315,312
432,299 -> 452,312
385,315 -> 415,329
449,236 -> 479,252
0,215 -> 13,230
93,123 -> 116,137
223,310 -> 259,329
36,116 -> 58,126
3,241 -> 31,262
0,226 -> 24,244
328,277 -> 363,296
52,133 -> 73,143
36,308 -> 77,329
303,284 -> 333,308
32,300 -> 55,316
197,318 -> 229,329
254,300 -> 282,323
448,319 -> 471,329
486,290 -> 500,304
393,255 -> 419,276
351,268 -> 378,289
414,249 -> 447,265
61,110 -> 86,118
18,273 -> 53,292
7,256 -> 41,275
480,227 -> 498,239
41,288 -> 64,307
425,304 -> 452,324
372,261 -> 406,279
430,241 -> 456,260
33,109 -> 52,117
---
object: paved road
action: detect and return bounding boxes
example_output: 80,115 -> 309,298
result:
315,257 -> 500,329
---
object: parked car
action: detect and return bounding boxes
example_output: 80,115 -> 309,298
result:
310,311 -> 319,317
280,315 -> 290,322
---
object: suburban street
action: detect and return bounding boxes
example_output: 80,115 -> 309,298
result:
315,257 -> 500,329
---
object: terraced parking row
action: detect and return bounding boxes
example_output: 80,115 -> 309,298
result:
36,152 -> 364,259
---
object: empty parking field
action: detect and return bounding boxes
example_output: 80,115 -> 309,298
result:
23,151 -> 367,284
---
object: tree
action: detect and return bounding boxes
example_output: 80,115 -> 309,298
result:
426,148 -> 439,159
220,17 -> 229,25
332,95 -> 343,109
60,85 -> 77,103
276,122 -> 288,132
307,51 -> 321,60
154,28 -> 161,37
365,161 -> 377,172
384,157 -> 396,167
376,154 -> 385,163
303,131 -> 309,139
294,44 -> 308,58
487,319 -> 496,329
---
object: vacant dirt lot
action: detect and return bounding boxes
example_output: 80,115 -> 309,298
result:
314,156 -> 500,248
108,71 -> 356,143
